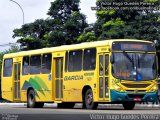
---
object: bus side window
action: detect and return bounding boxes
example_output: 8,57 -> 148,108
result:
30,55 -> 41,74
65,52 -> 68,72
22,56 -> 29,75
3,58 -> 13,77
68,50 -> 82,72
41,54 -> 52,74
83,48 -> 96,70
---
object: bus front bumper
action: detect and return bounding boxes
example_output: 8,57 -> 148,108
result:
110,90 -> 157,102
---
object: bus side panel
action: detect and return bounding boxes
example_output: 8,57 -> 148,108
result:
63,77 -> 82,102
2,77 -> 13,101
21,74 -> 53,102
21,75 -> 30,102
63,72 -> 84,102
1,58 -> 13,101
63,71 -> 97,102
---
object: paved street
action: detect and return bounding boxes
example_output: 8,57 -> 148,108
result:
0,103 -> 160,120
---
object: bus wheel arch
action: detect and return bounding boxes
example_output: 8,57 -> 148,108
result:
82,86 -> 98,109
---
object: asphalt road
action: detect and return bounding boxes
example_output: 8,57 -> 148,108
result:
0,103 -> 160,120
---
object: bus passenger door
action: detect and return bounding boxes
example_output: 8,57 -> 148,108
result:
98,53 -> 109,100
54,57 -> 63,101
13,63 -> 21,101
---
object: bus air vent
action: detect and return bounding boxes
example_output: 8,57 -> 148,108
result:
126,90 -> 146,93
121,83 -> 150,88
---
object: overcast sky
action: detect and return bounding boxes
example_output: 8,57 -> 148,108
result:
0,0 -> 96,52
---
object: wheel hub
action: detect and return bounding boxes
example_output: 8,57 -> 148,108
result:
29,95 -> 34,105
87,94 -> 93,105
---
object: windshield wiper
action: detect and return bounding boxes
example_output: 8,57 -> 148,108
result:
122,51 -> 135,68
122,51 -> 133,62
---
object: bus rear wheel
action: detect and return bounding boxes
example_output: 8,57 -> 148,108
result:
84,89 -> 98,109
27,89 -> 44,108
122,102 -> 135,110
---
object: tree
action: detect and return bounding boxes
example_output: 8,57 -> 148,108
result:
13,0 -> 88,50
13,19 -> 51,50
93,0 -> 160,43
77,24 -> 96,42
124,12 -> 160,41
47,0 -> 88,46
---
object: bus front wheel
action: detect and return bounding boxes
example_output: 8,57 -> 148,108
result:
122,102 -> 135,110
84,89 -> 98,109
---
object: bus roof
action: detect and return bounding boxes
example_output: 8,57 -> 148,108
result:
3,39 -> 153,58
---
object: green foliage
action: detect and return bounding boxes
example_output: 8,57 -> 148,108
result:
94,0 -> 160,45
47,0 -> 88,46
13,0 -> 88,50
103,18 -> 125,28
144,0 -> 159,2
124,13 -> 160,41
77,23 -> 97,42
47,11 -> 88,46
47,0 -> 80,20
12,0 -> 160,50
13,19 -> 51,49
78,32 -> 96,42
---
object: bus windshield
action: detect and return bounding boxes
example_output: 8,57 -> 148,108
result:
112,52 -> 157,81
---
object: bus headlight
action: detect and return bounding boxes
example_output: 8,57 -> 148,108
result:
113,84 -> 123,92
149,84 -> 158,92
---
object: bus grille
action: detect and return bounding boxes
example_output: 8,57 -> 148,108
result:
126,90 -> 146,93
121,83 -> 150,88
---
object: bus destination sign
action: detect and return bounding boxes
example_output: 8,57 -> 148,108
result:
121,44 -> 147,51
112,42 -> 155,52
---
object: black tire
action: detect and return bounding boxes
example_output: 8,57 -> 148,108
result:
84,89 -> 98,109
27,90 -> 44,108
57,102 -> 75,109
123,102 -> 135,110
27,90 -> 36,108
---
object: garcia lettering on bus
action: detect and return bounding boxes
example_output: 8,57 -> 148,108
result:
64,75 -> 83,81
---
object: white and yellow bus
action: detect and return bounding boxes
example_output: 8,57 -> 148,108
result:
1,39 -> 158,110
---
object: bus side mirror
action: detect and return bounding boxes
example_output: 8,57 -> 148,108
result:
110,55 -> 114,64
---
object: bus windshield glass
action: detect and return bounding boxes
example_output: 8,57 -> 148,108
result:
112,52 -> 156,81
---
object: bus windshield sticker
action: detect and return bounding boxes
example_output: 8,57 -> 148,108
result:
84,72 -> 94,76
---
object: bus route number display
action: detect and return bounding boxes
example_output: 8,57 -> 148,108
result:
121,44 -> 147,51
112,42 -> 155,52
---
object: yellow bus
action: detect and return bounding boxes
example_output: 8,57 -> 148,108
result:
1,39 -> 158,110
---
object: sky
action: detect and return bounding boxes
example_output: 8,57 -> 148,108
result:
0,0 -> 96,52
